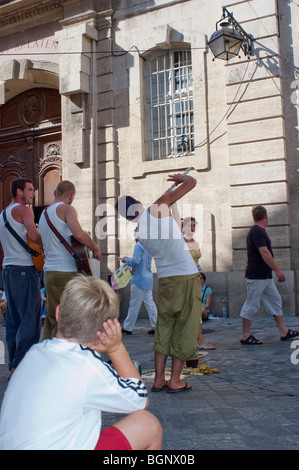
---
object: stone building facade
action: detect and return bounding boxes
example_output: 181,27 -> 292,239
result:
0,0 -> 298,316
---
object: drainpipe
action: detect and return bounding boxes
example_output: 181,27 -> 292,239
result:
91,35 -> 98,245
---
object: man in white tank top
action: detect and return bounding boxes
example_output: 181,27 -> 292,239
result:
39,180 -> 101,340
0,178 -> 43,380
116,173 -> 200,393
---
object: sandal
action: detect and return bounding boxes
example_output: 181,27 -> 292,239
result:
197,342 -> 216,350
151,382 -> 168,392
240,335 -> 263,345
167,383 -> 192,394
280,329 -> 299,341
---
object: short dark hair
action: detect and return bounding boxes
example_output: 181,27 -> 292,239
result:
252,205 -> 267,222
55,180 -> 75,197
115,195 -> 141,220
11,178 -> 33,197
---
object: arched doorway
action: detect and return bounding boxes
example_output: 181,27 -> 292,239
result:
0,87 -> 62,220
0,87 -> 62,271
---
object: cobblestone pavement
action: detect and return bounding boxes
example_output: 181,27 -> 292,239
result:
1,315 -> 299,450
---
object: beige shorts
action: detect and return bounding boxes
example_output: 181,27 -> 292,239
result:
240,278 -> 283,320
154,273 -> 201,361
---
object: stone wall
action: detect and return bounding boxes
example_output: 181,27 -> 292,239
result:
0,0 -> 297,315
118,269 -> 298,320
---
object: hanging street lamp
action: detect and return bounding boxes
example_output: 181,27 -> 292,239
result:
208,7 -> 254,61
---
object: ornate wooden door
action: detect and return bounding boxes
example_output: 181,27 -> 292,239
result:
0,88 -> 62,270
0,87 -> 62,219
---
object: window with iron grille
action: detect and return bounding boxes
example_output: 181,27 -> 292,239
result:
145,50 -> 194,160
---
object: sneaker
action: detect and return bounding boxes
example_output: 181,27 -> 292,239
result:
147,329 -> 155,335
122,328 -> 132,335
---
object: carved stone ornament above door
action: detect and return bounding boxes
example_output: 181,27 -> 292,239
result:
17,89 -> 46,128
0,152 -> 25,179
38,143 -> 62,174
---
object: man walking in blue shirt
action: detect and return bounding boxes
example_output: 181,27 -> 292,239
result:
121,237 -> 157,335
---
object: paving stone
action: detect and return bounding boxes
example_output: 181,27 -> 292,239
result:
0,316 -> 299,450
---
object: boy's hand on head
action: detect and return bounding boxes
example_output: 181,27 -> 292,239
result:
95,318 -> 122,353
96,318 -> 143,381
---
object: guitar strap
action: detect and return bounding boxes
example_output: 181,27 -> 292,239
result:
43,208 -> 80,261
2,210 -> 39,257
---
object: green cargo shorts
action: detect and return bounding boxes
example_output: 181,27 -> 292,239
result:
153,273 -> 201,361
43,271 -> 77,340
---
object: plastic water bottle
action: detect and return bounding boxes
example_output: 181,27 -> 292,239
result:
133,360 -> 142,376
222,304 -> 227,319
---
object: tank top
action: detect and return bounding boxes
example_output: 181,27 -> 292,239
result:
39,202 -> 77,272
137,209 -> 198,279
189,249 -> 199,264
0,203 -> 34,267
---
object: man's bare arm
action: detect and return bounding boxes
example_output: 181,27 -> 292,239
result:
14,206 -> 43,246
149,174 -> 197,218
65,205 -> 101,260
258,246 -> 285,282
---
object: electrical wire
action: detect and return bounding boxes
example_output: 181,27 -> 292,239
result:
0,0 -> 296,154
193,0 -> 299,150
193,60 -> 251,149
0,46 -> 207,57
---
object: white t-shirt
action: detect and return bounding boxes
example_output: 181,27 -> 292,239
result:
39,202 -> 77,272
0,204 -> 33,267
137,210 -> 198,279
0,338 -> 147,450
